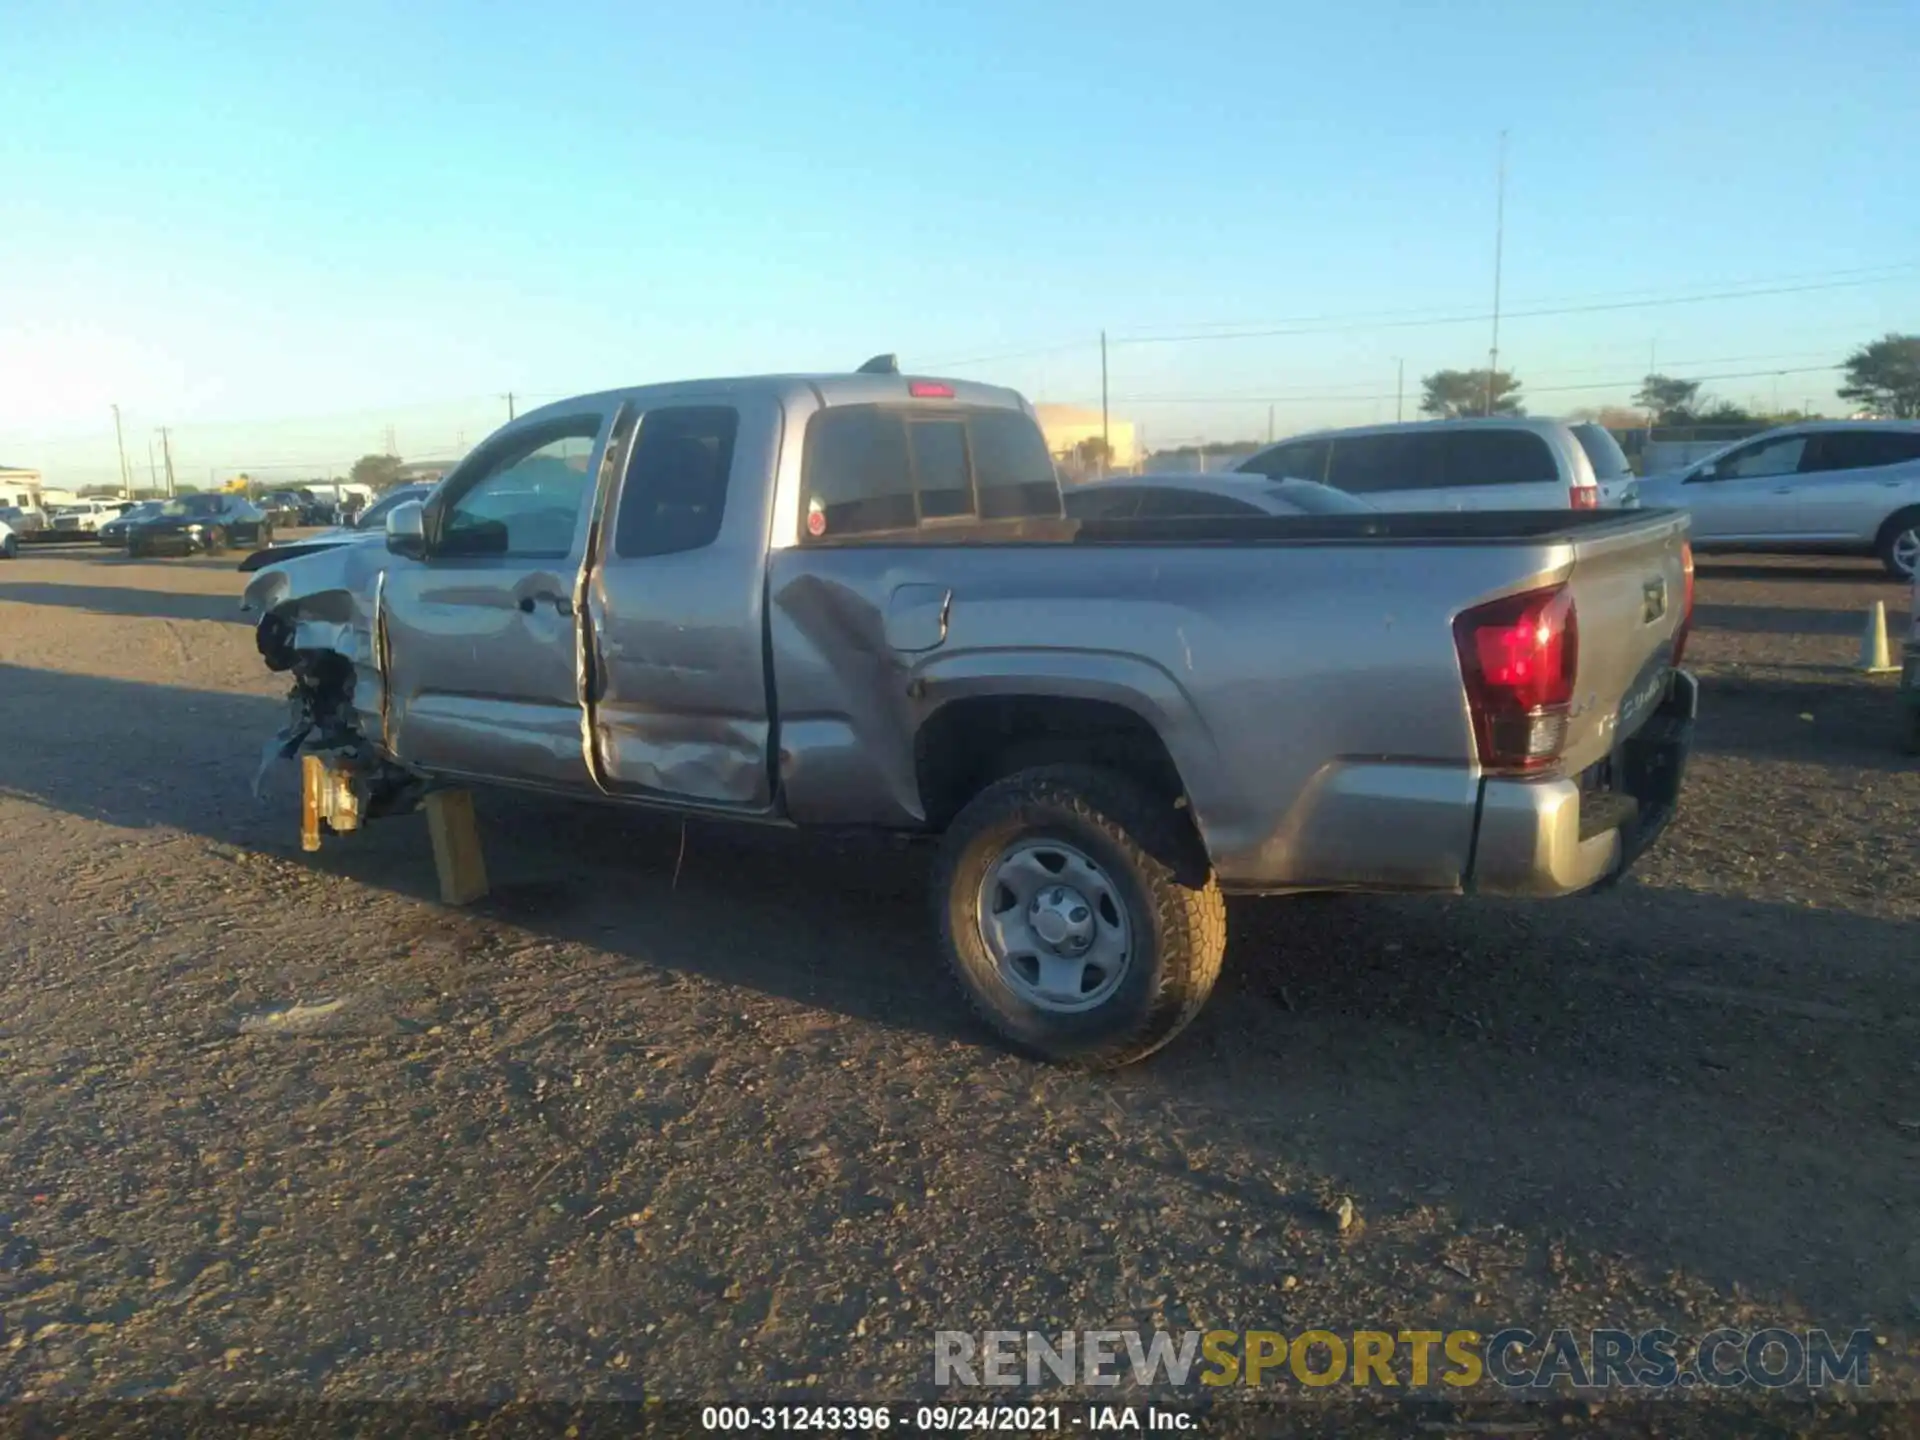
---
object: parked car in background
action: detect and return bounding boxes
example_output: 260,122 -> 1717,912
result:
49,499 -> 124,537
242,365 -> 1697,1068
0,504 -> 49,542
1063,472 -> 1374,520
1635,421 -> 1920,580
257,491 -> 309,528
237,483 -> 438,571
98,501 -> 165,546
126,493 -> 274,557
0,515 -> 16,559
1233,417 -> 1639,513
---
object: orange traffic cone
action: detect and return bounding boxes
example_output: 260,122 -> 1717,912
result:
1856,601 -> 1897,675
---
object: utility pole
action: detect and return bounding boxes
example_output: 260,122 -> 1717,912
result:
383,424 -> 398,457
1267,404 -> 1275,444
1099,333 -> 1109,468
156,428 -> 176,496
110,404 -> 131,495
147,439 -> 157,493
1485,128 -> 1508,417
502,392 -> 517,422
1395,359 -> 1405,422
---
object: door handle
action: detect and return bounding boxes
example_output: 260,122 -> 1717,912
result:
1770,486 -> 1795,495
518,592 -> 573,616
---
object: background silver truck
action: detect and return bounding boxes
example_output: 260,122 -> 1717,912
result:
243,363 -> 1699,1067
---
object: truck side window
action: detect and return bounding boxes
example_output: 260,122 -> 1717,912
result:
614,406 -> 740,558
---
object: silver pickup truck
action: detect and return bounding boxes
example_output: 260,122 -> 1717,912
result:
242,362 -> 1699,1068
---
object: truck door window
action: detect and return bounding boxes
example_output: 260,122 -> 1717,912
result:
614,406 -> 740,557
440,416 -> 602,558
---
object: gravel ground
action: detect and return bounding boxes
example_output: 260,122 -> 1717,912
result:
0,542 -> 1915,1422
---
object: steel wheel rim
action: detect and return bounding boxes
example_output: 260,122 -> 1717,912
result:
1893,527 -> 1920,578
976,838 -> 1132,1013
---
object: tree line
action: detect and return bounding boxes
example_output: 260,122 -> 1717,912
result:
1416,332 -> 1920,424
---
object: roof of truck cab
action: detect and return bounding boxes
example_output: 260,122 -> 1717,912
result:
513,372 -> 1029,427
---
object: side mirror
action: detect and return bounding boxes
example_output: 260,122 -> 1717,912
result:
386,500 -> 427,559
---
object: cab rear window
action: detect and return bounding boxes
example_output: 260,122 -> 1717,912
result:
802,406 -> 1061,539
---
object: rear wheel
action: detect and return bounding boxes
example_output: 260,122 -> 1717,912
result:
1877,508 -> 1920,581
202,526 -> 228,556
1,533 -> 16,560
932,764 -> 1226,1068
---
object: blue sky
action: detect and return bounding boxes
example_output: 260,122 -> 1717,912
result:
3,0 -> 1916,485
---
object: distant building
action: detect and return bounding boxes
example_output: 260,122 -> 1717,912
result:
1034,405 -> 1140,476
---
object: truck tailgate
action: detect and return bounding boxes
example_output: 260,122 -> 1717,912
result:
1557,510 -> 1692,775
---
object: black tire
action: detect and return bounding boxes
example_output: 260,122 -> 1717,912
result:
202,526 -> 228,556
1,534 -> 16,560
932,764 -> 1227,1068
1876,507 -> 1920,581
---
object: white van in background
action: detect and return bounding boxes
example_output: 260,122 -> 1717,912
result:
1232,417 -> 1639,512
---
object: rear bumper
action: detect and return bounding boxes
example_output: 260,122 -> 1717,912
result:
1469,669 -> 1698,897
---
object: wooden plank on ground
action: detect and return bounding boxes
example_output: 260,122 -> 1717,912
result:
424,789 -> 489,906
301,754 -> 323,853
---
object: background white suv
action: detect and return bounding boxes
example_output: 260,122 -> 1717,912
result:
1232,417 -> 1638,513
1636,421 -> 1920,579
49,499 -> 126,537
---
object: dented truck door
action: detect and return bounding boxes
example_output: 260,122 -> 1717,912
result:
379,407 -> 615,790
580,393 -> 779,812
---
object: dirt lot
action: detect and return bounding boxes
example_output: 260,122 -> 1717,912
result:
0,540 -> 1916,1416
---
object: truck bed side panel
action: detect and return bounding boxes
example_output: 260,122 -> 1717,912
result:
768,540 -> 1585,889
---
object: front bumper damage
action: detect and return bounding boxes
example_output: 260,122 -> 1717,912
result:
253,610 -> 427,842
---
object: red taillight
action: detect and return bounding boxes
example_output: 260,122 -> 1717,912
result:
908,380 -> 955,399
1570,484 -> 1599,510
1670,540 -> 1696,667
1453,585 -> 1579,772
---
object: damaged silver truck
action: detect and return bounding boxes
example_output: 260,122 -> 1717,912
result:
242,362 -> 1699,1068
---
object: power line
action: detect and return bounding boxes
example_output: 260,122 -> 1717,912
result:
922,262 -> 1920,368
1093,363 -> 1843,408
1118,274 -> 1919,347
1082,348 -> 1850,406
1113,261 -> 1920,337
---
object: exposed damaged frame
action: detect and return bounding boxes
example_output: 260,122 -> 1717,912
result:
249,567 -> 427,840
